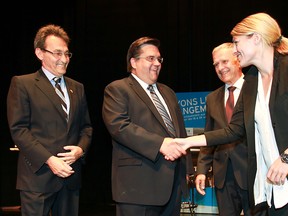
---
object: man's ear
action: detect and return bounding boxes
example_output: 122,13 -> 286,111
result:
35,48 -> 44,60
130,58 -> 137,69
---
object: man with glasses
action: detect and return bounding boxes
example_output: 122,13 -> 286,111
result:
7,24 -> 93,216
102,36 -> 193,216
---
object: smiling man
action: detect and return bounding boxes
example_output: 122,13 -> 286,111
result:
7,24 -> 93,216
102,36 -> 193,216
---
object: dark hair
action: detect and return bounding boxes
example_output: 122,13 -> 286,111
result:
126,36 -> 160,72
34,24 -> 70,50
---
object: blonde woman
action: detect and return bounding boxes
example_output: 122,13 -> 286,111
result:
174,13 -> 288,216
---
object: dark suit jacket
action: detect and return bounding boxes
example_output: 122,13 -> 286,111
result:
197,85 -> 248,189
7,69 -> 93,192
205,51 -> 288,206
102,74 -> 193,205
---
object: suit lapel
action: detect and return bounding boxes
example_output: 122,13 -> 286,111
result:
35,70 -> 68,123
128,76 -> 169,133
64,78 -> 75,126
242,66 -> 258,147
243,67 -> 258,118
218,87 -> 228,124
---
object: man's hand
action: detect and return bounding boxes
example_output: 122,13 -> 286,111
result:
160,138 -> 187,161
46,156 -> 74,178
57,145 -> 84,165
195,174 -> 206,195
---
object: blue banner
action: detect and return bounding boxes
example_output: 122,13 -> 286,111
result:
176,92 -> 210,128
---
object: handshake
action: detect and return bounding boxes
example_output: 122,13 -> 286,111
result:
160,135 -> 206,161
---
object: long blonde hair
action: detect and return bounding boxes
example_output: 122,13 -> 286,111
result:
230,12 -> 288,54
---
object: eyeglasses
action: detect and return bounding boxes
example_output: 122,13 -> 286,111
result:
137,56 -> 163,64
41,49 -> 73,59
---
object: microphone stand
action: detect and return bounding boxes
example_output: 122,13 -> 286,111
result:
181,174 -> 198,215
188,174 -> 198,215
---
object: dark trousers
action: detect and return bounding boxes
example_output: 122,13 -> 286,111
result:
20,185 -> 79,216
216,160 -> 267,216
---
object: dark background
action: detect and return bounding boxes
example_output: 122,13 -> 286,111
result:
1,0 -> 287,208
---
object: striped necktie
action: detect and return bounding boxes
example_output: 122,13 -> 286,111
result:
53,77 -> 68,121
148,85 -> 176,137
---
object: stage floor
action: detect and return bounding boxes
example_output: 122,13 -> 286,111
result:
0,204 -> 219,216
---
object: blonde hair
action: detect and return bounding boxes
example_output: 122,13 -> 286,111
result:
230,12 -> 288,54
